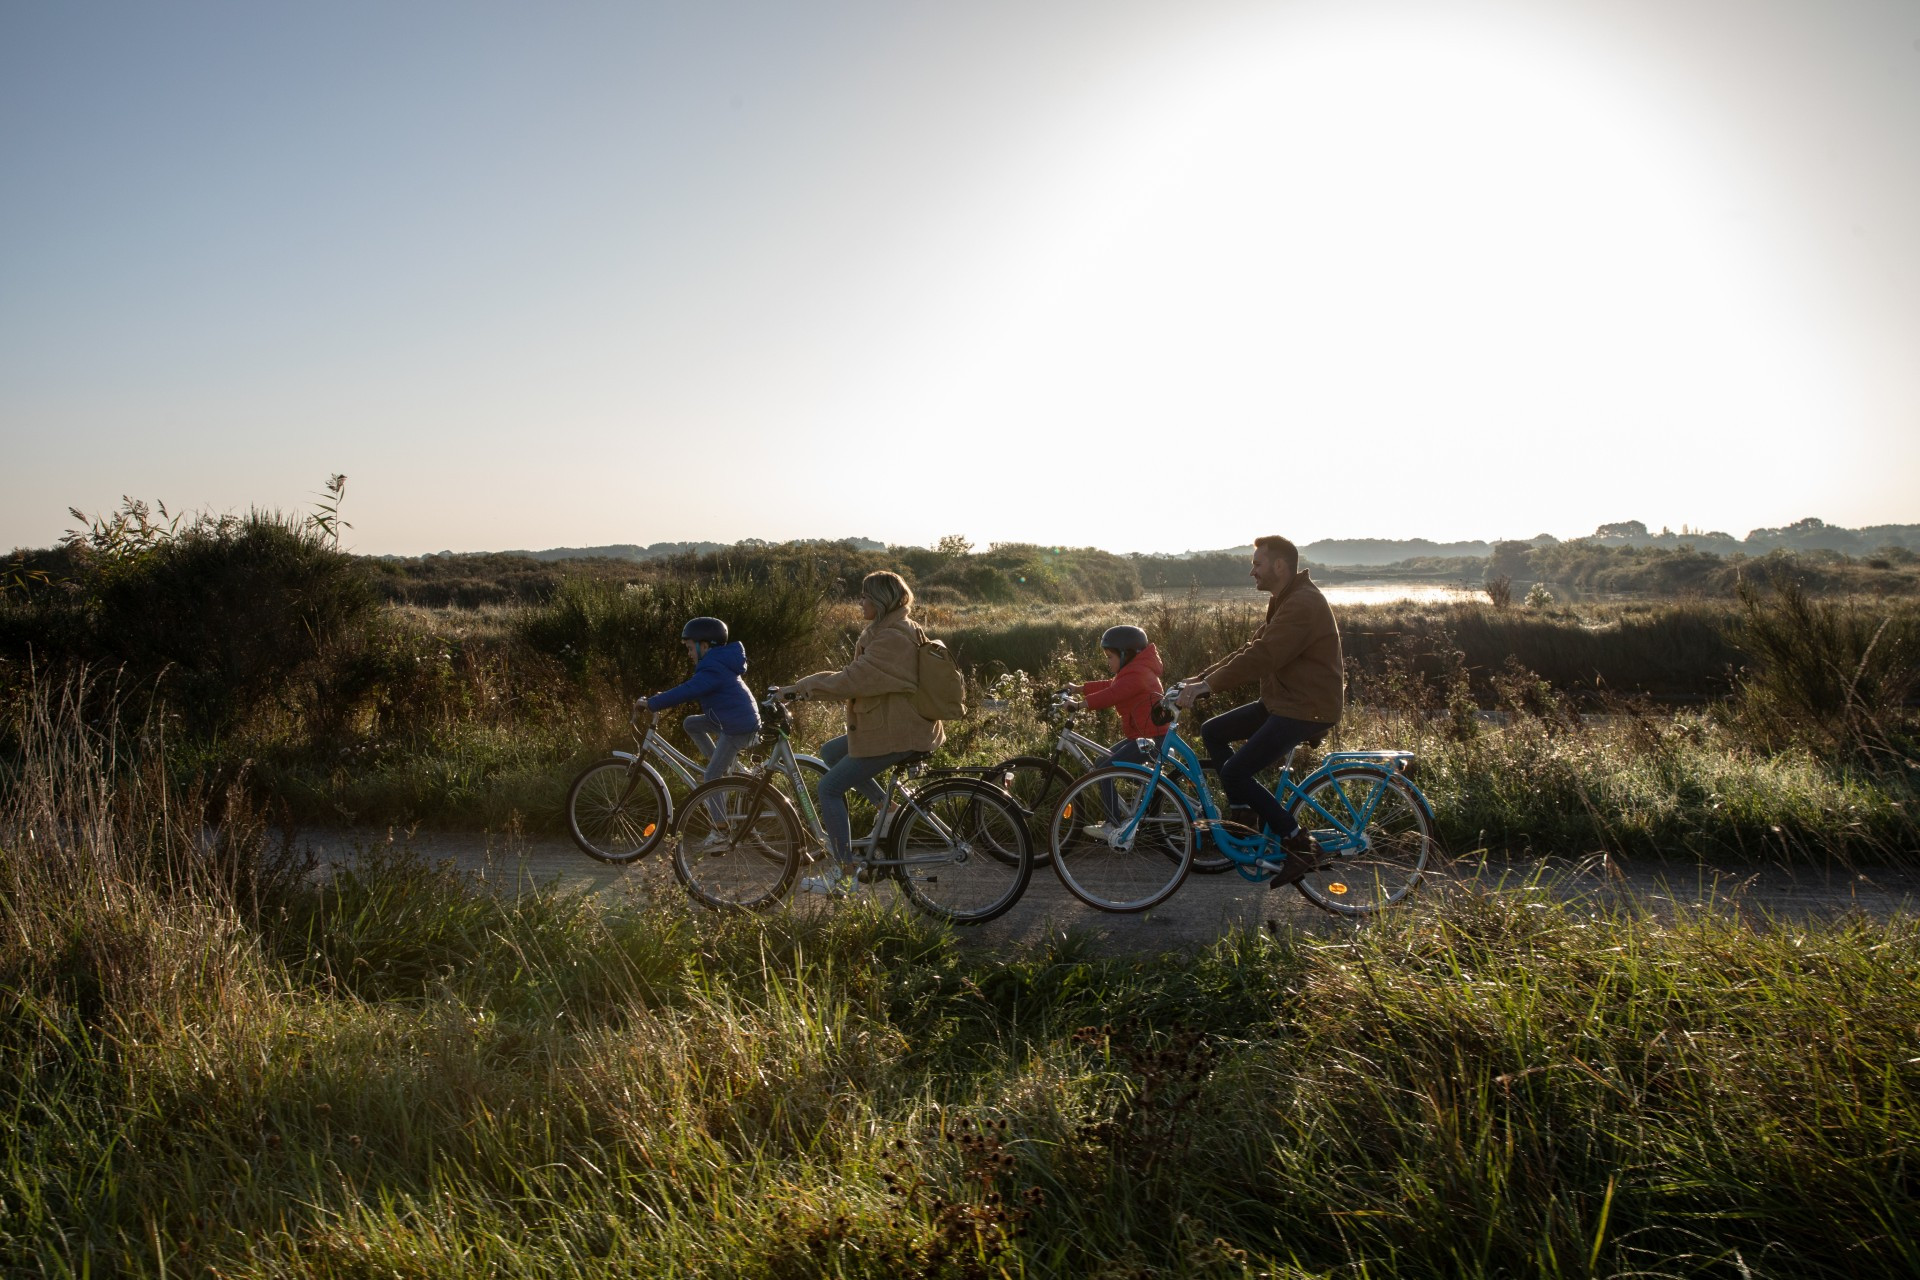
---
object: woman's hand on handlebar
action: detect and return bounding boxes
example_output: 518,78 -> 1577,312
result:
1174,679 -> 1210,710
771,684 -> 804,703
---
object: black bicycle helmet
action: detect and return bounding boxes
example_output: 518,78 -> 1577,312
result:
681,616 -> 728,644
1100,625 -> 1149,653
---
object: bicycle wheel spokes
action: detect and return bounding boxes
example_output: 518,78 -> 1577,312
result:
893,779 -> 1033,925
673,777 -> 800,911
994,755 -> 1073,867
1048,768 -> 1193,912
567,759 -> 668,863
1290,767 -> 1434,916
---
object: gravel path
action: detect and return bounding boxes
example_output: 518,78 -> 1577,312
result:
299,827 -> 1920,950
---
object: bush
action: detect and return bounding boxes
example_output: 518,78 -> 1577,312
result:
517,576 -> 830,699
2,508 -> 375,738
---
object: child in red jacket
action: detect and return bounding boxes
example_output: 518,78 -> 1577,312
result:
1068,626 -> 1165,834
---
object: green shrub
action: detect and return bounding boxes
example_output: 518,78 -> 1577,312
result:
2,508 -> 375,738
517,576 -> 829,699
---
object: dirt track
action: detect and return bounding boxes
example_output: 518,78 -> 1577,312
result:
300,827 -> 1920,950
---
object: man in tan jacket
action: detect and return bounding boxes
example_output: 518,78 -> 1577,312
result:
778,571 -> 942,896
1175,535 -> 1343,881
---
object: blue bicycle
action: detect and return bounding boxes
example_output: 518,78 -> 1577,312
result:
1044,683 -> 1437,916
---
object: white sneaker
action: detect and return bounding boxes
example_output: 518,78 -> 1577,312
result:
799,867 -> 857,898
689,830 -> 734,854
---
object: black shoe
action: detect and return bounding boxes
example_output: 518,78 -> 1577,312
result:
1279,828 -> 1321,860
1261,830 -> 1323,888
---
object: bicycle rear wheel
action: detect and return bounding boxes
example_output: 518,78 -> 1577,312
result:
673,777 -> 801,911
1048,768 -> 1194,912
1288,766 -> 1435,916
891,778 -> 1033,925
566,758 -> 670,863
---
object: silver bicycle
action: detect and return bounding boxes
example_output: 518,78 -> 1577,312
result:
564,708 -> 832,864
991,691 -> 1234,872
672,691 -> 1033,924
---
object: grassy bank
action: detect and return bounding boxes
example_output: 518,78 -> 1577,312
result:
4,691 -> 1917,1276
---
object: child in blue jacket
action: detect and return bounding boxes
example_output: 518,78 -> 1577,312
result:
638,617 -> 762,784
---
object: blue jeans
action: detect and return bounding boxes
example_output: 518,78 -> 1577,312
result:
1199,702 -> 1331,839
685,712 -> 760,823
816,734 -> 913,867
684,712 -> 758,784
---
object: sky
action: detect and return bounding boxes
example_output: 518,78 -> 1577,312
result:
3,0 -> 1917,556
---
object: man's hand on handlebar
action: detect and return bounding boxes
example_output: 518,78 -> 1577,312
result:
1174,679 -> 1210,711
771,684 -> 804,703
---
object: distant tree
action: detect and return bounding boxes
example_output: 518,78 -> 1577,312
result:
935,533 -> 974,558
1595,520 -> 1648,539
1488,540 -> 1534,580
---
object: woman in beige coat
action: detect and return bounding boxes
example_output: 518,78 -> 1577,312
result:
776,571 -> 942,896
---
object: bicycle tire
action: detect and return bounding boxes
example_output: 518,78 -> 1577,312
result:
891,777 -> 1033,925
566,757 -> 671,863
673,776 -> 801,911
1048,767 -> 1194,913
990,755 -> 1073,868
1288,766 -> 1435,916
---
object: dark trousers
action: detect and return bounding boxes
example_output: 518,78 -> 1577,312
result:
1096,737 -> 1155,815
1199,702 -> 1331,838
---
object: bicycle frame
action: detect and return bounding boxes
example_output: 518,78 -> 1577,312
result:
1037,697 -> 1124,772
609,719 -> 711,790
1108,692 -> 1413,882
719,697 -> 973,871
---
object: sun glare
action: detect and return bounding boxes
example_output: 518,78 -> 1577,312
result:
824,7 -> 1854,549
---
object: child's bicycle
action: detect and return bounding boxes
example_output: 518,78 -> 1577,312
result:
1046,683 -> 1437,917
991,691 -> 1228,874
672,691 -> 1034,924
564,708 -> 835,864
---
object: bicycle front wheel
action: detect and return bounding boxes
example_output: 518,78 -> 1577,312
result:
673,777 -> 801,911
566,758 -> 670,863
891,778 -> 1033,925
992,755 -> 1073,868
1048,768 -> 1194,912
1288,766 -> 1435,916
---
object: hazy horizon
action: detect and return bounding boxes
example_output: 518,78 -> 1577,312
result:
5,1 -> 1917,556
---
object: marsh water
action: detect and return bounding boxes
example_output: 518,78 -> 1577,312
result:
1146,582 -> 1481,606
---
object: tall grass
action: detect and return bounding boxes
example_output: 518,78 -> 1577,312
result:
1734,578 -> 1920,764
4,668 -> 1918,1275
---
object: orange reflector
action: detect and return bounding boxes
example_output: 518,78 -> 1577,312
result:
1328,882 -> 1348,895
643,823 -> 657,837
1063,803 -> 1073,820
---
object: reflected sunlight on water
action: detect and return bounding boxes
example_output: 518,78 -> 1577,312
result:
1145,582 -> 1481,606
